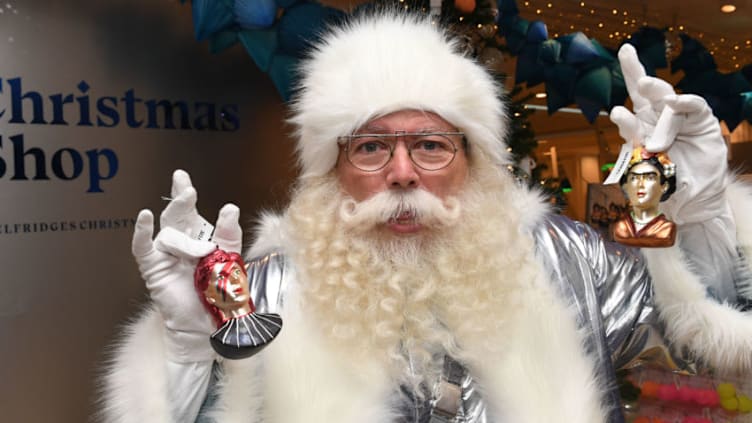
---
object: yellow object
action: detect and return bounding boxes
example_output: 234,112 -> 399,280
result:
738,395 -> 752,413
717,382 -> 737,399
721,396 -> 740,411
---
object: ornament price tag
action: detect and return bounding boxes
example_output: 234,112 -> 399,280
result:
161,195 -> 215,241
604,143 -> 633,185
190,216 -> 214,242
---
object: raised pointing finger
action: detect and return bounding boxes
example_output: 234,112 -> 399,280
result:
617,44 -> 650,112
170,169 -> 194,199
213,203 -> 242,253
160,186 -> 198,230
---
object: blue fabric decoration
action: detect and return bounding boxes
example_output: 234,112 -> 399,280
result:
208,30 -> 239,54
237,29 -> 279,72
526,20 -> 547,43
180,0 -> 752,124
545,81 -> 573,114
275,0 -> 300,8
608,65 -> 628,108
574,66 -> 611,122
539,39 -> 562,64
498,16 -> 529,54
741,92 -> 752,121
515,44 -> 545,86
496,0 -> 519,20
563,33 -> 600,65
234,0 -> 277,29
544,63 -> 577,112
192,0 -> 234,41
277,3 -> 344,56
671,34 -> 717,74
625,26 -> 667,72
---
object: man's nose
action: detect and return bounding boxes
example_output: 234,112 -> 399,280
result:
385,143 -> 419,190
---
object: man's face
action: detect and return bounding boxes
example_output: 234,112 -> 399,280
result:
335,110 -> 468,235
624,162 -> 665,211
204,262 -> 249,311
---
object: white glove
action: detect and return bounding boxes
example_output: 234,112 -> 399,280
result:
609,44 -> 729,226
132,170 -> 243,362
611,45 -> 740,302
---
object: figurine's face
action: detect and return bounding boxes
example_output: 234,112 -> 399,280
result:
624,162 -> 666,211
204,262 -> 249,311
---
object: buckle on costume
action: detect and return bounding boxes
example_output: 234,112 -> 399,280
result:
431,379 -> 462,422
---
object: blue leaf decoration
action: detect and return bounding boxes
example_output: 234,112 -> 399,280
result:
277,3 -> 345,56
237,28 -> 278,72
741,92 -> 752,121
574,96 -> 603,123
609,64 -> 627,108
564,32 -> 600,65
515,44 -> 544,86
544,63 -> 577,113
496,0 -> 520,21
526,20 -> 548,43
208,30 -> 239,53
192,0 -> 234,41
671,34 -> 716,74
720,72 -> 752,97
234,0 -> 277,29
538,39 -> 561,64
574,66 -> 612,109
275,0 -> 300,8
268,53 -> 298,101
546,82 -> 572,114
741,64 -> 752,84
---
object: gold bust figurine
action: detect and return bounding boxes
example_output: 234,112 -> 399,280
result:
612,147 -> 677,248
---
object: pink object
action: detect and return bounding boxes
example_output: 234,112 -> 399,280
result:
657,384 -> 680,401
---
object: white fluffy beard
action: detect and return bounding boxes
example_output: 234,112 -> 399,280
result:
285,165 -> 542,394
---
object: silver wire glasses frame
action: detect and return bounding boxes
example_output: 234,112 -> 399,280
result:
336,132 -> 465,172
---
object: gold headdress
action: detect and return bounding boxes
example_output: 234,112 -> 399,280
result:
629,146 -> 676,178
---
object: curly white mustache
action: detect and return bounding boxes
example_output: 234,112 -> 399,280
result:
338,189 -> 462,233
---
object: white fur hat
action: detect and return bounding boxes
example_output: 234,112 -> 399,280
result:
289,11 -> 510,178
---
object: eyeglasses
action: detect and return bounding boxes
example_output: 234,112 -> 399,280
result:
337,132 -> 464,172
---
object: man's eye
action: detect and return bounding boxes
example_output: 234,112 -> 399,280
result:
413,139 -> 451,152
415,140 -> 439,151
353,140 -> 388,154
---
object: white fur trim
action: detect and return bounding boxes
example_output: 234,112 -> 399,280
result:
643,245 -> 752,374
469,276 -> 609,422
289,12 -> 510,178
727,178 -> 752,260
259,286 -> 396,423
509,181 -> 552,233
98,306 -> 173,423
200,358 -> 264,423
247,211 -> 287,259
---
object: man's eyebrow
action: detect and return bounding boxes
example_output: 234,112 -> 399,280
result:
629,170 -> 659,176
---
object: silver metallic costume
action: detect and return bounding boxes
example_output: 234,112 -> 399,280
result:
193,214 -> 739,423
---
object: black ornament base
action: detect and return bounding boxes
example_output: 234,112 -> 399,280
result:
209,312 -> 283,360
